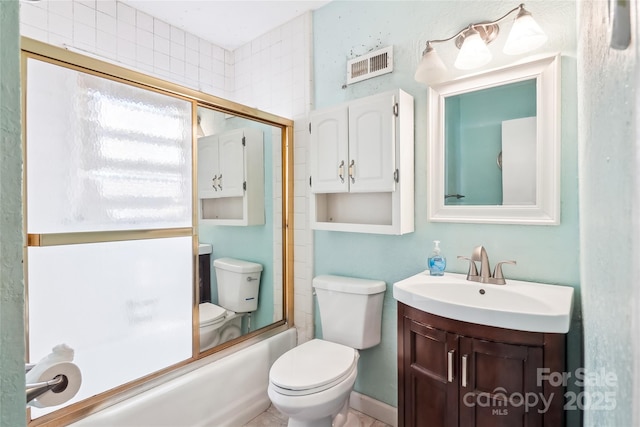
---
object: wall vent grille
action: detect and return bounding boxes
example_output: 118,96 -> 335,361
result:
346,46 -> 393,85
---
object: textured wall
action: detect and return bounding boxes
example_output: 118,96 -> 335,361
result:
577,1 -> 637,426
0,1 -> 25,426
312,1 -> 580,423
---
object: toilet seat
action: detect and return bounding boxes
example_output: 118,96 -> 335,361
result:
269,339 -> 358,397
199,302 -> 226,328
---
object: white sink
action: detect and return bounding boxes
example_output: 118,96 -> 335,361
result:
393,272 -> 574,333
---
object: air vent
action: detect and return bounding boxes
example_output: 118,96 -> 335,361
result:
346,46 -> 393,85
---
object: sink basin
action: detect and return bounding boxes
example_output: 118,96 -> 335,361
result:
393,272 -> 574,333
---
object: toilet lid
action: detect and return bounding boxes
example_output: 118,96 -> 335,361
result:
199,303 -> 226,327
269,339 -> 357,395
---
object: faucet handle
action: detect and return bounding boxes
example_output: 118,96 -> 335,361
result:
492,260 -> 517,284
457,256 -> 479,279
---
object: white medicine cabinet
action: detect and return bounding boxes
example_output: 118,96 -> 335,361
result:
309,89 -> 414,235
198,127 -> 264,225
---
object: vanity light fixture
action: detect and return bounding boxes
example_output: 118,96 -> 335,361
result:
415,3 -> 547,85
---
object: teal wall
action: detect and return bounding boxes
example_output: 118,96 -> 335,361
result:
312,2 -> 581,425
198,121 -> 275,331
0,1 -> 26,425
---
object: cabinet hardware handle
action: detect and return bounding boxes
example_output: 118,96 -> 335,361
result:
217,174 -> 222,190
447,350 -> 455,382
212,176 -> 217,190
462,354 -> 468,387
338,160 -> 345,183
348,160 -> 355,183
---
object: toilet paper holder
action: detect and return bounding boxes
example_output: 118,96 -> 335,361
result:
26,364 -> 68,405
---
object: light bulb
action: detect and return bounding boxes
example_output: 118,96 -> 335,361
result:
414,44 -> 448,85
454,28 -> 492,70
503,9 -> 548,55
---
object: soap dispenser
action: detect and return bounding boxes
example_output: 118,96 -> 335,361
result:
428,240 -> 446,276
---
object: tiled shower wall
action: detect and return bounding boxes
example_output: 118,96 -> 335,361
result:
19,0 -> 314,344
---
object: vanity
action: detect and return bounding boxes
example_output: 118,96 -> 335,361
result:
394,272 -> 574,427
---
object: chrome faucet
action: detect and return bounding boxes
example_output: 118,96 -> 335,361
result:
457,246 -> 516,285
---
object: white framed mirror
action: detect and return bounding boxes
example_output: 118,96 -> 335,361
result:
427,54 -> 560,225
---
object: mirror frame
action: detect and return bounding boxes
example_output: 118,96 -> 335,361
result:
427,54 -> 560,225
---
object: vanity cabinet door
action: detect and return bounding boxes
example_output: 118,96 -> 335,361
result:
458,337 -> 544,427
309,105 -> 349,193
348,92 -> 396,193
217,129 -> 246,198
197,135 -> 220,199
398,303 -> 565,427
401,318 -> 459,427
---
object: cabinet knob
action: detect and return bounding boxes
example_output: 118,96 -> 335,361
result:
348,160 -> 355,184
461,354 -> 468,388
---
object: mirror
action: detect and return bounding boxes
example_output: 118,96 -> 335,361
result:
196,105 -> 283,353
428,55 -> 560,225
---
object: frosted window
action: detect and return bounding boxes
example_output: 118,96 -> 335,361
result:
27,237 -> 193,418
26,58 -> 193,233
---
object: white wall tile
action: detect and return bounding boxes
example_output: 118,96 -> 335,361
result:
136,11 -> 153,33
185,32 -> 198,51
49,13 -> 73,39
154,18 -> 170,40
96,0 -> 116,17
154,34 -> 170,55
170,26 -> 185,45
74,2 -> 95,27
136,28 -> 153,49
73,21 -> 95,48
97,11 -> 116,35
22,2 -> 48,30
96,30 -> 117,57
116,2 -> 135,25
49,1 -> 73,18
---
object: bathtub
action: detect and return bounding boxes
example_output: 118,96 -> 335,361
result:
71,328 -> 297,427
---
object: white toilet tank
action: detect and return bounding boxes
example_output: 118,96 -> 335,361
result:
313,275 -> 386,350
213,257 -> 263,313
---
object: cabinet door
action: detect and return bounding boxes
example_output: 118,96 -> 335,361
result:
458,337 -> 543,427
309,105 -> 349,193
348,92 -> 396,193
403,318 -> 459,427
218,129 -> 246,197
197,135 -> 220,199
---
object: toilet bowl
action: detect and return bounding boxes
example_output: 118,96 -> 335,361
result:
268,275 -> 386,427
268,339 -> 360,427
198,302 -> 242,352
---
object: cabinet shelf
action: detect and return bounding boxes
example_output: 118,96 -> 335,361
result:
309,89 -> 414,235
198,128 -> 264,226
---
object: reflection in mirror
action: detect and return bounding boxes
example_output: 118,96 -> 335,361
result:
195,106 -> 283,353
445,79 -> 536,206
428,54 -> 560,225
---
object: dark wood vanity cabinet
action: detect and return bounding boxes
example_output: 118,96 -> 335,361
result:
398,302 -> 566,427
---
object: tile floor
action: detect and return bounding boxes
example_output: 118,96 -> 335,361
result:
243,404 -> 392,427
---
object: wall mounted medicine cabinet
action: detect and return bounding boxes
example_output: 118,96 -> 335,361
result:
427,54 -> 560,225
198,127 -> 265,226
309,89 -> 414,235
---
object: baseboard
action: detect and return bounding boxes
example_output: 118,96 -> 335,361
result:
349,391 -> 397,427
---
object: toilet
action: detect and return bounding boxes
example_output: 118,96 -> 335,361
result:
198,250 -> 263,352
268,275 -> 386,427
